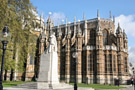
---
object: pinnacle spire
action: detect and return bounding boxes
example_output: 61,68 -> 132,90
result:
41,12 -> 43,19
57,19 -> 59,28
83,12 -> 85,20
44,22 -> 46,34
118,22 -> 120,27
109,11 -> 112,19
78,19 -> 81,34
97,9 -> 100,18
47,12 -> 52,23
66,16 -> 67,26
113,16 -> 115,23
74,16 -> 76,24
40,12 -> 44,28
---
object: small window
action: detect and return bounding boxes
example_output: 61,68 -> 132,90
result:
90,30 -> 96,45
103,30 -> 108,45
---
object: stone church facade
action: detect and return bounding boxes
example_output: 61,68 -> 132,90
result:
4,12 -> 129,84
36,11 -> 130,84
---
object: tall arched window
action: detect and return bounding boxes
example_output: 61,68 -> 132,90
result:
103,30 -> 108,45
90,30 -> 96,45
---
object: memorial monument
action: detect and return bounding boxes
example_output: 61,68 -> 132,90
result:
37,32 -> 72,89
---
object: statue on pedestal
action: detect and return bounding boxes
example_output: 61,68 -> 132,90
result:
37,32 -> 72,89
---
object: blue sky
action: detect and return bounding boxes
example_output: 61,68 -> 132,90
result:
30,0 -> 135,20
30,0 -> 135,62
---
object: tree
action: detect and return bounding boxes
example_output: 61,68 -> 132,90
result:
0,0 -> 38,80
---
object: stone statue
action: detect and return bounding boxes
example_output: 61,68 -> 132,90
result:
45,32 -> 57,53
37,31 -> 72,89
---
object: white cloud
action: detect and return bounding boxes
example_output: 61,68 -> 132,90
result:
44,12 -> 66,26
115,14 -> 135,37
128,46 -> 135,64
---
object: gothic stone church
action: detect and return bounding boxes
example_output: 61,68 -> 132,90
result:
15,12 -> 130,84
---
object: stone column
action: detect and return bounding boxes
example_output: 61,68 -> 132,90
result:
86,49 -> 90,83
65,35 -> 71,83
117,52 -> 122,79
105,50 -> 109,84
110,51 -> 114,84
114,52 -> 118,76
112,51 -> 118,84
57,36 -> 62,79
76,34 -> 82,83
96,32 -> 105,84
90,51 -> 94,83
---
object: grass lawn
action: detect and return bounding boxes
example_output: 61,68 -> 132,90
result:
3,81 -> 29,87
69,83 -> 126,89
3,81 -> 126,89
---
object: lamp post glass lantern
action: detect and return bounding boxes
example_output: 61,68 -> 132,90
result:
0,26 -> 11,90
72,48 -> 78,90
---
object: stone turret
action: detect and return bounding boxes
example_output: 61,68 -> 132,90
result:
116,23 -> 122,35
116,23 -> 125,81
116,23 -> 123,51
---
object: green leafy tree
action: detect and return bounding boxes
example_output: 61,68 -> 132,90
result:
0,0 -> 38,78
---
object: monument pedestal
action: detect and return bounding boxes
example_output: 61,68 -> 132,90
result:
37,82 -> 73,89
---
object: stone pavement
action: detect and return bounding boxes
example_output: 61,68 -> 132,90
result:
4,86 -> 134,90
3,84 -> 134,90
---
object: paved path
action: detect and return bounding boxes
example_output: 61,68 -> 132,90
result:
4,85 -> 134,90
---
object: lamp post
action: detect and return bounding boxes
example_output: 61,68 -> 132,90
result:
130,63 -> 135,90
132,67 -> 135,90
72,48 -> 78,90
0,26 -> 11,90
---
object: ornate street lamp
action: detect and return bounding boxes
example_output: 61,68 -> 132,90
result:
0,26 -> 11,90
132,67 -> 135,90
72,48 -> 78,90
